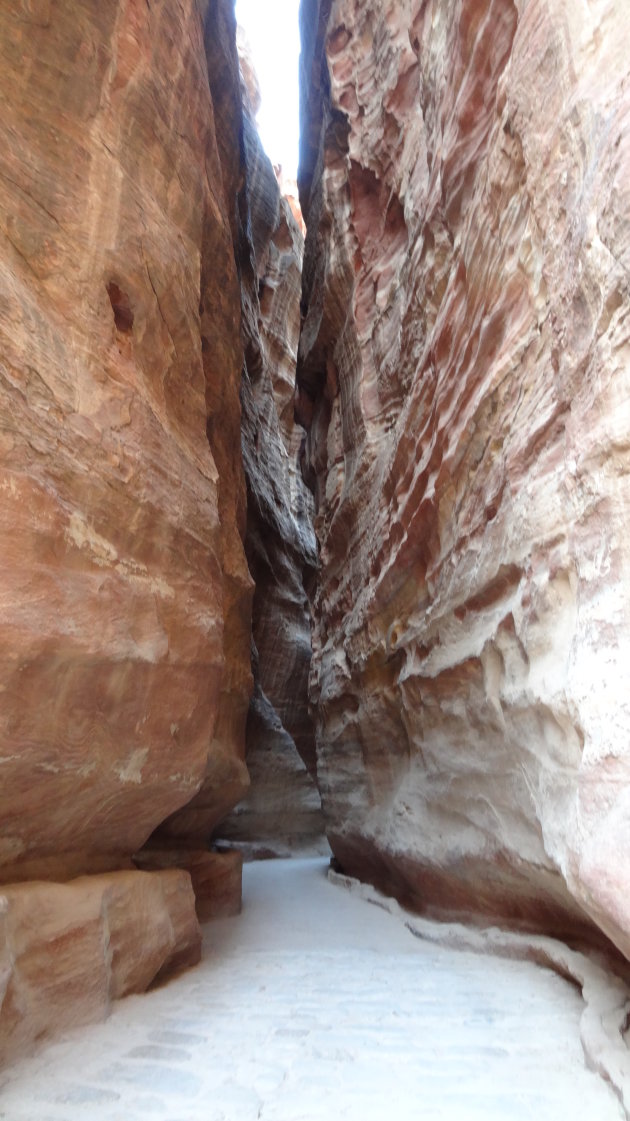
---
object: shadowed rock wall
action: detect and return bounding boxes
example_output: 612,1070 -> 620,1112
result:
297,0 -> 630,958
218,54 -> 324,856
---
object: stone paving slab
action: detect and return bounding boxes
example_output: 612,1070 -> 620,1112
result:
0,858 -> 625,1121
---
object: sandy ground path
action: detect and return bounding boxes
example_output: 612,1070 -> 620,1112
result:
0,857 -> 624,1121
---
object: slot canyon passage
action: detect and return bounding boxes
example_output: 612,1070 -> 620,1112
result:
1,0 -> 630,1117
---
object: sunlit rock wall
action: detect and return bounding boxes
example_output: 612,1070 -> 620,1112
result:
298,0 -> 630,956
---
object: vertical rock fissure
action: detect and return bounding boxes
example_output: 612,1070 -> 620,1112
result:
209,8 -> 326,858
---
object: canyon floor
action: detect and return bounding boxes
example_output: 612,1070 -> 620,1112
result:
0,858 -> 624,1121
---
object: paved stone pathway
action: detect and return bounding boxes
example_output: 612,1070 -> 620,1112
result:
0,858 -> 624,1120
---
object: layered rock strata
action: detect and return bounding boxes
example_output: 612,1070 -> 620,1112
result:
298,0 -> 630,958
0,0 -> 255,1054
0,0 -> 251,880
219,59 -> 324,855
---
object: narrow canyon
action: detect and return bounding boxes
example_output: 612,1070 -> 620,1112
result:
1,0 -> 630,1111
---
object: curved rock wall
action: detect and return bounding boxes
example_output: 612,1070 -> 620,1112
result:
297,0 -> 630,956
0,0 -> 251,881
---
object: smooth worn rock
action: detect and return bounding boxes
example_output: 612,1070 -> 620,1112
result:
0,869 -> 200,1065
134,849 -> 243,922
0,0 -> 252,1053
297,0 -> 630,957
0,0 -> 250,878
148,0 -> 254,848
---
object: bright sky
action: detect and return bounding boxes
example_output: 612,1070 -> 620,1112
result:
235,0 -> 301,179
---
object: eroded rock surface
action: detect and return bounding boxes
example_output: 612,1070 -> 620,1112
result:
0,0 -> 253,1053
0,0 -> 251,879
149,0 -> 253,848
134,849 -> 243,922
219,55 -> 324,855
0,869 -> 200,1063
298,0 -> 630,955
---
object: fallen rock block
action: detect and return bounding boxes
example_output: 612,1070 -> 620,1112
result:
0,868 -> 200,1064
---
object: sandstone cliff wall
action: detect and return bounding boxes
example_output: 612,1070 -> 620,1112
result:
0,0 -> 254,1055
297,0 -> 630,957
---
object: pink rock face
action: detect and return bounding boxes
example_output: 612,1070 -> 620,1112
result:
298,0 -> 630,953
0,869 -> 201,1063
0,0 -> 251,878
134,849 -> 244,922
0,0 -> 254,1057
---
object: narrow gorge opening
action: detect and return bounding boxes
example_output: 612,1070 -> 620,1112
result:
212,0 -> 328,863
235,0 -> 301,181
1,0 -> 630,1117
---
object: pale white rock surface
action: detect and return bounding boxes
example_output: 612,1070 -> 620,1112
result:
0,858 -> 625,1121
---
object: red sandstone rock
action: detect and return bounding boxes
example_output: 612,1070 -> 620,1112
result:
151,0 -> 254,848
134,849 -> 243,922
0,0 -> 252,1053
298,0 -> 630,956
0,869 -> 200,1064
0,0 -> 250,879
276,168 -> 306,236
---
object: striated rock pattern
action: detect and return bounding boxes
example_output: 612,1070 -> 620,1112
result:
298,0 -> 630,956
218,655 -> 325,856
151,0 -> 254,847
0,0 -> 254,1053
0,0 -> 250,879
219,57 -> 324,854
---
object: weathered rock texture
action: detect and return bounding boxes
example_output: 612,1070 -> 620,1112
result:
0,868 -> 200,1063
134,849 -> 243,921
298,0 -> 630,957
0,0 -> 251,879
148,0 -> 253,847
0,0 -> 255,1053
219,55 -> 324,855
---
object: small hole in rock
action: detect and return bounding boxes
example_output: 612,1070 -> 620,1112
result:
107,282 -> 134,334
